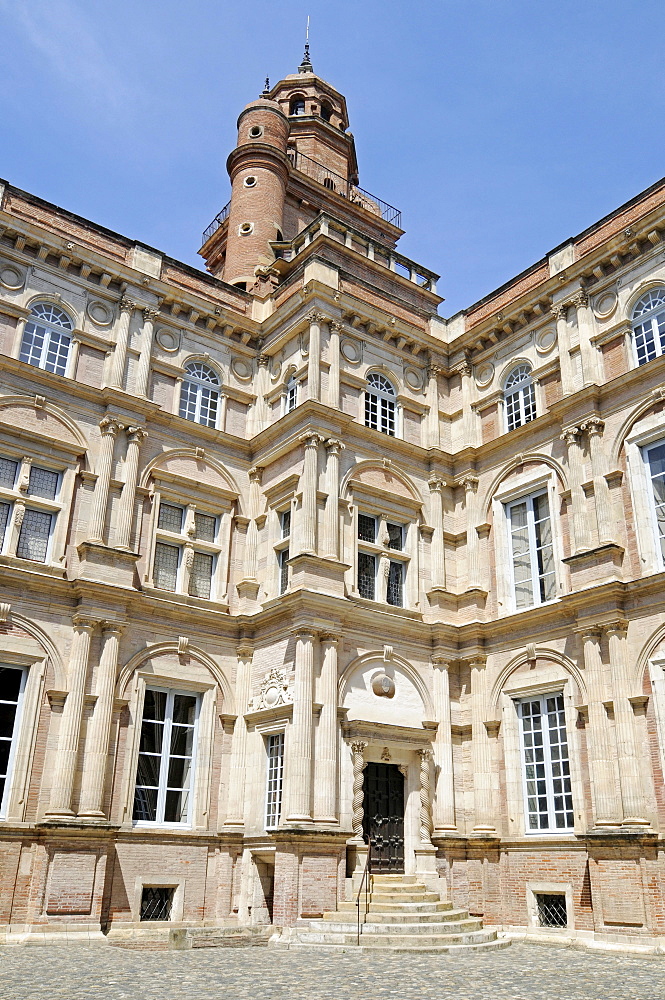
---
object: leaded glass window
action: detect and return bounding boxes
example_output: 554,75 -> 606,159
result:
153,542 -> 179,591
518,694 -> 574,832
20,302 -> 73,377
0,666 -> 26,817
16,509 -> 52,562
133,689 -> 199,826
358,513 -> 376,543
194,512 -> 216,542
645,439 -> 665,564
632,288 -> 665,366
507,491 -> 556,609
281,509 -> 291,539
189,552 -> 214,599
27,466 -> 59,501
364,372 -> 396,436
153,502 -> 220,599
265,732 -> 285,828
178,362 -> 220,428
386,560 -> 403,607
358,551 -> 376,599
387,522 -> 403,550
279,547 -> 290,595
0,458 -> 18,490
0,503 -> 10,551
158,503 -> 184,534
504,364 -> 536,432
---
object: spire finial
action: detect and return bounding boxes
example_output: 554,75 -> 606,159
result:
261,76 -> 270,97
298,15 -> 313,73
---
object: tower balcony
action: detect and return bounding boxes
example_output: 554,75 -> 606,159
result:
287,150 -> 401,228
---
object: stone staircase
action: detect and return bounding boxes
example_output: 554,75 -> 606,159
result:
290,874 -> 509,953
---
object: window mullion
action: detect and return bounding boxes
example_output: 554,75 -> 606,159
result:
157,691 -> 173,824
527,497 -> 540,605
540,695 -> 557,829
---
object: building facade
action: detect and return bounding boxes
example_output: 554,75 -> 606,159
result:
2,52 -> 665,949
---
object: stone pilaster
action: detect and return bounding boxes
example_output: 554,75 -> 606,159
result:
328,321 -> 342,409
88,416 -> 124,544
242,466 -> 264,584
426,363 -> 442,448
323,438 -> 344,559
584,418 -> 614,545
285,628 -> 315,823
307,310 -> 325,401
225,643 -> 253,827
297,433 -> 323,556
580,628 -> 622,827
553,302 -> 575,395
561,426 -> 592,552
134,306 -> 159,398
115,426 -> 147,551
574,290 -> 601,386
107,296 -> 135,389
605,622 -> 649,826
314,634 -> 339,822
428,476 -> 447,590
432,656 -> 456,832
462,475 -> 482,590
470,656 -> 496,835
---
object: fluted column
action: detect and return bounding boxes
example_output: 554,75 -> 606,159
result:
134,306 -> 159,398
242,466 -> 263,582
115,426 -> 147,550
349,740 -> 368,840
225,643 -> 253,826
315,634 -> 339,822
88,416 -> 123,543
251,354 -> 271,434
328,322 -> 342,409
470,656 -> 495,834
561,426 -> 592,552
323,438 -> 344,559
584,418 -> 614,545
458,359 -> 480,447
462,476 -> 482,590
285,629 -> 315,822
46,614 -> 97,816
78,621 -> 124,817
307,310 -> 324,401
417,748 -> 434,844
426,363 -> 442,448
297,433 -> 323,555
107,296 -> 135,389
432,656 -> 456,831
428,476 -> 447,589
553,303 -> 575,395
605,622 -> 649,826
580,629 -> 621,827
574,290 -> 601,386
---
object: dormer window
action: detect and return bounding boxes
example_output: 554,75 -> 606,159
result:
290,99 -> 306,116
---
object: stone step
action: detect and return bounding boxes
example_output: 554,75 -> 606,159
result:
292,929 -> 499,948
290,938 -> 510,955
322,908 -> 466,924
359,890 -> 442,904
337,900 -> 452,914
301,918 -> 484,935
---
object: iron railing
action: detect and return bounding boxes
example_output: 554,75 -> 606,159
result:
289,150 -> 401,227
202,199 -> 231,244
355,843 -> 372,946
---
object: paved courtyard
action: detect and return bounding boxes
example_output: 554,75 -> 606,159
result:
2,942 -> 665,1000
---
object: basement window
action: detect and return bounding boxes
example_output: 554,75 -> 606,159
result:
140,887 -> 174,921
536,892 -> 567,928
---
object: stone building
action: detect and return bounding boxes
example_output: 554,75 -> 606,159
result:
1,49 -> 665,950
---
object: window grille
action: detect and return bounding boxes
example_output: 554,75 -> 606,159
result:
20,303 -> 72,377
189,551 -> 213,599
194,512 -> 216,542
265,732 -> 284,828
507,491 -> 556,609
519,694 -> 574,832
0,458 -> 18,490
364,372 -> 396,436
358,513 -> 376,543
386,560 -> 403,607
279,547 -> 290,595
16,509 -> 52,562
0,666 -> 26,816
358,551 -> 376,599
286,378 -> 298,412
0,503 -> 10,550
281,509 -> 291,539
535,892 -> 568,928
178,362 -> 220,427
505,364 -> 536,432
28,466 -> 59,501
140,887 -> 174,922
645,440 -> 665,563
133,689 -> 198,825
158,502 -> 184,534
387,522 -> 403,550
632,288 -> 665,366
153,542 -> 179,592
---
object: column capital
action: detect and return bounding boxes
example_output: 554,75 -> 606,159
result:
428,474 -> 448,492
417,747 -> 434,761
460,474 -> 479,494
349,739 -> 368,755
324,437 -> 345,454
306,309 -> 327,325
427,364 -> 444,380
119,295 -> 137,314
432,654 -> 452,670
126,425 -> 148,444
99,415 -> 124,437
294,626 -> 316,641
453,360 -> 472,378
551,302 -> 568,321
72,612 -> 97,632
604,619 -> 629,639
330,320 -> 344,334
319,633 -> 340,647
573,289 -> 589,308
578,626 -> 603,644
100,620 -> 126,638
257,353 -> 270,368
583,416 -> 605,437
236,641 -> 254,660
560,425 -> 582,446
467,654 -> 487,670
299,431 -> 325,449
143,306 -> 160,323
248,465 -> 264,484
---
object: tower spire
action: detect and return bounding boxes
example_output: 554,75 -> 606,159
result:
298,15 -> 313,73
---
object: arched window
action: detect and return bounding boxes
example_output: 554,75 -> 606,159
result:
290,98 -> 306,116
320,102 -> 332,122
632,288 -> 665,366
19,302 -> 72,377
179,362 -> 220,428
504,364 -> 536,432
364,372 -> 397,436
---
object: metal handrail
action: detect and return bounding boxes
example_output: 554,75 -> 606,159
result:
289,150 -> 401,228
355,842 -> 372,946
202,200 -> 231,244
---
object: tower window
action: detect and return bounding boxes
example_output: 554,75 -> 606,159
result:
239,222 -> 254,235
290,98 -> 306,116
243,176 -> 257,188
323,178 -> 335,191
320,103 -> 332,122
248,125 -> 263,138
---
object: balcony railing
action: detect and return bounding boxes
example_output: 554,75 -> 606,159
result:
288,150 -> 401,228
202,199 -> 231,244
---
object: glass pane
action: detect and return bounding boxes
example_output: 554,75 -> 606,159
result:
172,695 -> 197,726
179,380 -> 199,422
194,512 -> 216,542
510,502 -> 528,530
387,523 -> 403,550
164,788 -> 189,823
16,509 -> 52,562
0,667 -> 23,703
43,330 -> 71,376
387,560 -> 403,606
0,702 -> 19,740
136,752 -> 162,788
170,725 -> 194,757
198,386 -> 219,428
153,543 -> 179,591
358,514 -> 376,542
167,756 -> 192,789
0,458 -> 18,489
132,786 -> 158,822
19,324 -> 45,367
143,690 -> 167,722
279,546 -> 289,594
158,503 -> 184,533
28,466 -> 59,500
189,551 -> 213,599
358,552 -> 376,599
281,509 -> 291,538
138,722 -> 164,755
0,502 -> 10,550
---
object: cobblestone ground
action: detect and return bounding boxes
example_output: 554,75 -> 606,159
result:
2,942 -> 665,1000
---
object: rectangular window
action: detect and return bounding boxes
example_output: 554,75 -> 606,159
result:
386,522 -> 403,550
386,560 -> 403,606
286,380 -> 297,412
0,502 -> 11,551
358,513 -> 376,543
140,886 -> 174,922
507,491 -> 556,609
281,509 -> 291,539
535,893 -> 568,928
645,440 -> 665,563
358,551 -> 376,600
28,466 -> 59,501
189,551 -> 214,599
265,732 -> 284,829
193,511 -> 216,542
153,542 -> 180,592
279,547 -> 290,594
0,666 -> 26,816
16,508 -> 52,562
158,502 -> 184,533
518,693 -> 573,832
0,458 -> 18,490
133,688 -> 199,826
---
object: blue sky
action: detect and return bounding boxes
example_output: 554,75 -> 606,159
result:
1,0 -> 663,316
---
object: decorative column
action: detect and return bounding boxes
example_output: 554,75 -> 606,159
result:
242,466 -> 263,583
349,740 -> 368,840
46,614 -> 97,816
315,634 -> 339,822
457,357 -> 480,447
605,622 -> 649,826
432,656 -> 456,832
251,354 -> 271,434
323,438 -> 344,559
78,621 -> 124,817
417,748 -> 434,843
462,475 -> 482,590
107,296 -> 135,389
297,433 -> 323,556
88,416 -> 123,544
428,476 -> 447,590
574,290 -> 601,386
584,418 -> 614,545
115,426 -> 147,550
561,427 -> 592,552
426,363 -> 442,449
470,656 -> 496,834
134,306 -> 159,398
580,629 -> 621,827
225,643 -> 253,826
328,322 -> 342,409
307,310 -> 324,401
553,302 -> 575,395
285,629 -> 315,822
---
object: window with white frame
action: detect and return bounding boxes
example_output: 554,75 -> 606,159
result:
19,302 -> 73,377
643,438 -> 665,564
0,456 -> 61,564
364,372 -> 397,436
504,364 -> 536,432
517,693 -> 574,832
265,731 -> 285,829
133,688 -> 199,826
152,500 -> 221,599
0,666 -> 27,817
285,376 -> 298,413
631,288 -> 665,366
178,362 -> 220,428
357,511 -> 406,606
275,508 -> 291,595
506,491 -> 556,609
